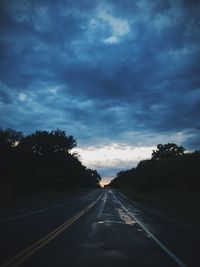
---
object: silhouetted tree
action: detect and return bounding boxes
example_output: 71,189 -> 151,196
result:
19,129 -> 76,156
85,169 -> 101,188
109,144 -> 200,193
152,143 -> 185,160
0,128 -> 101,198
0,128 -> 23,151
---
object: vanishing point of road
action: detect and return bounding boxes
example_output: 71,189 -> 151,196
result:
0,189 -> 199,267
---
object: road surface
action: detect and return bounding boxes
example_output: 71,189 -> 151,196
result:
0,189 -> 199,267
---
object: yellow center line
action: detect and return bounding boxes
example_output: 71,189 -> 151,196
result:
1,193 -> 103,267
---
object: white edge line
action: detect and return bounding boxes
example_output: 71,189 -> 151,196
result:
117,191 -> 200,235
0,191 -> 100,223
0,193 -> 104,267
113,191 -> 188,267
0,203 -> 68,223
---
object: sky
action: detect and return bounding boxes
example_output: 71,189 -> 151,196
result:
0,0 -> 200,184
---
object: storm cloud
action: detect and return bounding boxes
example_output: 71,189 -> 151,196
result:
0,0 -> 200,179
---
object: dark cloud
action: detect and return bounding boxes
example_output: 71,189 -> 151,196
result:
0,0 -> 200,172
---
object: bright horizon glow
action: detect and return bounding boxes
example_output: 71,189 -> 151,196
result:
72,144 -> 156,183
100,179 -> 111,187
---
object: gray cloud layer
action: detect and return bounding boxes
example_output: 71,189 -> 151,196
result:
0,0 -> 200,157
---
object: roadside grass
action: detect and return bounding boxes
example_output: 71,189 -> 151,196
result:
119,188 -> 200,233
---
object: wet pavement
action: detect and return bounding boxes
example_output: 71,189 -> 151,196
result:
0,189 -> 199,267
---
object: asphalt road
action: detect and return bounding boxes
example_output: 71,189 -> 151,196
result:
0,189 -> 199,267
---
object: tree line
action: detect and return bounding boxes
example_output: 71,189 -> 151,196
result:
108,143 -> 200,193
0,128 -> 101,198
